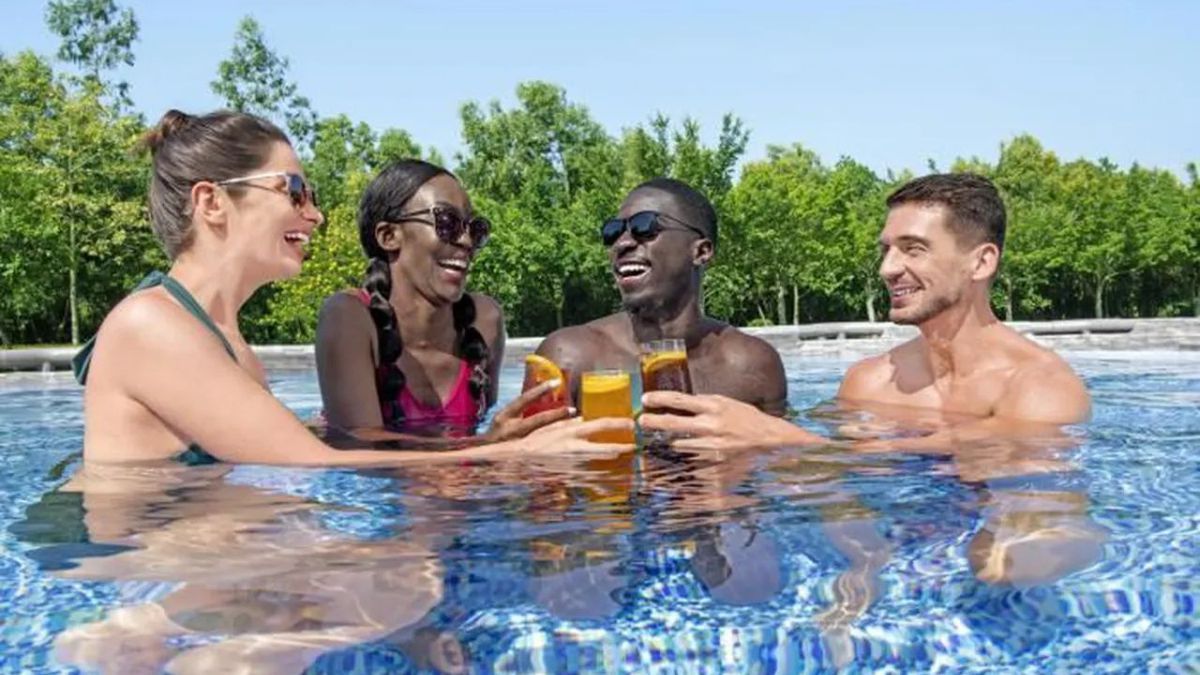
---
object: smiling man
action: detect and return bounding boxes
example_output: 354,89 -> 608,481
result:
640,173 -> 1091,447
532,177 -> 787,414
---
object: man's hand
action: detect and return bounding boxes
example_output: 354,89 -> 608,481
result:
639,391 -> 827,450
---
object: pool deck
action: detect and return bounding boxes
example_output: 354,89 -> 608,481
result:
2,318 -> 1198,373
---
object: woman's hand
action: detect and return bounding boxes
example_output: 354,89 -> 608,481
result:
483,379 -> 573,442
499,417 -> 633,454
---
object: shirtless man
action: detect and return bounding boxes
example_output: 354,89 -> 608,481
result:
532,177 -> 787,414
640,172 -> 1091,446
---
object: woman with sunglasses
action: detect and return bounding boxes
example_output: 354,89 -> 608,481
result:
316,160 -> 549,442
74,109 -> 632,467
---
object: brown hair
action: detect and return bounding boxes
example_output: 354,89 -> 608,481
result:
140,109 -> 290,258
886,173 -> 1007,252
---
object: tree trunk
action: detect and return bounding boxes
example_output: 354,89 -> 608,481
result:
1094,276 -> 1105,319
776,285 -> 787,326
68,188 -> 79,345
792,284 -> 800,325
1004,278 -> 1014,322
865,280 -> 877,323
554,287 -> 564,329
1194,279 -> 1199,317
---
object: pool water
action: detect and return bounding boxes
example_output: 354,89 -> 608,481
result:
0,352 -> 1197,673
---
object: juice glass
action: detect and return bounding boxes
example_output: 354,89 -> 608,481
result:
640,339 -> 693,400
640,339 -> 694,446
580,370 -> 635,443
521,355 -> 570,417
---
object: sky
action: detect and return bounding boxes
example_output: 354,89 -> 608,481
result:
3,0 -> 1197,177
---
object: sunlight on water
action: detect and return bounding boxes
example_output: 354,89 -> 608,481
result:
1,353 -> 1197,673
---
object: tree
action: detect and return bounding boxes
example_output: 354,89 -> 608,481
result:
971,135 -> 1063,320
44,0 -> 138,105
1056,158 -> 1137,318
456,81 -> 622,335
211,16 -> 316,150
0,51 -> 153,345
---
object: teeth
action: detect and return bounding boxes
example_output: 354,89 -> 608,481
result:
891,288 -> 918,297
284,232 -> 310,245
439,259 -> 469,272
617,263 -> 650,277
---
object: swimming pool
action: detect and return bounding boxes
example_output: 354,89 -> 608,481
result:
1,352 -> 1197,673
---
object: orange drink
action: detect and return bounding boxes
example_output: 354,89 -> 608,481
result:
521,354 -> 569,417
580,370 -> 635,443
640,339 -> 693,401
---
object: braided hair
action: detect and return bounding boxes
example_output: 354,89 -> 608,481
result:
357,160 -> 491,428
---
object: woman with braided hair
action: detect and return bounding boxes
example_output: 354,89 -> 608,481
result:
74,109 -> 631,467
316,160 -> 555,442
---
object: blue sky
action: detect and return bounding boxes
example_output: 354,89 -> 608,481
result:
3,0 -> 1197,177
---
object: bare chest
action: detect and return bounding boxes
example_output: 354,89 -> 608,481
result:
883,368 -> 1013,417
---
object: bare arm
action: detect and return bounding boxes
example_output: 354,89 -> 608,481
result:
474,293 -> 506,410
315,292 -> 385,430
93,297 -> 632,467
728,334 -> 789,416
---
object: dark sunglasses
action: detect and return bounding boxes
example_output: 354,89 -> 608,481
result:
393,205 -> 491,251
600,210 -> 707,247
217,172 -> 319,210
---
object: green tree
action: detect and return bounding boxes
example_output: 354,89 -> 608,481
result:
970,135 -> 1063,320
456,81 -> 622,335
1056,158 -> 1137,318
211,16 -> 316,150
44,0 -> 138,105
0,51 -> 153,345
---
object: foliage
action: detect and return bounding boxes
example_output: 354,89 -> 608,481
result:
3,6 -> 1198,345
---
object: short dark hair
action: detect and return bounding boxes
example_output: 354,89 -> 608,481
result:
886,173 -> 1006,252
633,177 -> 718,249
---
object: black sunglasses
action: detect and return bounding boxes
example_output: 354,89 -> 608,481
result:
217,172 -> 318,210
393,205 -> 491,251
600,211 -> 707,247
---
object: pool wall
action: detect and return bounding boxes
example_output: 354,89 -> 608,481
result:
2,318 -> 1198,372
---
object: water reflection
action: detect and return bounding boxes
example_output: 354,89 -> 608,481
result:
14,463 -> 460,674
11,400 -> 1109,672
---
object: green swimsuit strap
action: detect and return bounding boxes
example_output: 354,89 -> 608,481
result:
73,271 -> 238,385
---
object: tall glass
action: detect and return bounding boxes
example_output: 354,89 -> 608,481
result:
521,355 -> 570,417
580,370 -> 635,443
640,339 -> 693,446
640,339 -> 693,402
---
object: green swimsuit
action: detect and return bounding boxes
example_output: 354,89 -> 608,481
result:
73,271 -> 234,465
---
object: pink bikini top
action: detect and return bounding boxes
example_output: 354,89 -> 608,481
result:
355,289 -> 481,433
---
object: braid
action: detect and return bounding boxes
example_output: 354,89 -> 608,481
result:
453,294 -> 491,417
364,256 -> 406,425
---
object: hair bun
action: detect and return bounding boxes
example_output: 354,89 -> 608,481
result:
140,109 -> 195,153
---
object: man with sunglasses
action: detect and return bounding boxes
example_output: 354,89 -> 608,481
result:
532,177 -> 788,414
638,173 -> 1091,449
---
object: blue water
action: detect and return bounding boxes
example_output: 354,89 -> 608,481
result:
0,352 -> 1197,673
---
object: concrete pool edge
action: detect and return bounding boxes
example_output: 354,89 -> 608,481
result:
2,318 -> 1198,372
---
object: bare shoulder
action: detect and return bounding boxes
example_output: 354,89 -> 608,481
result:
468,292 -> 505,336
536,317 -> 613,364
1000,338 -> 1091,423
100,288 -> 201,346
717,326 -> 785,371
316,291 -> 374,342
837,342 -> 908,402
95,289 -> 233,372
